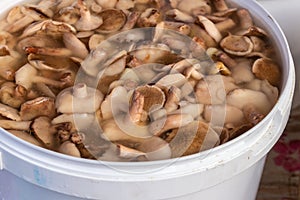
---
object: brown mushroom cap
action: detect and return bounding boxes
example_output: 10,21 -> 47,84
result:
32,116 -> 59,149
97,9 -> 126,33
166,121 -> 220,157
20,97 -> 56,121
134,85 -> 165,112
220,35 -> 254,56
252,58 -> 281,86
0,102 -> 21,121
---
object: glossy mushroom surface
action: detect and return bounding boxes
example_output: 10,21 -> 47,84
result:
0,0 -> 281,161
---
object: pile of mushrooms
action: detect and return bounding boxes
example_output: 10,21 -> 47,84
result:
0,0 -> 281,161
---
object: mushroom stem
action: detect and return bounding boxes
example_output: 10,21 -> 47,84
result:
236,9 -> 253,29
75,0 -> 103,31
73,83 -> 88,98
197,16 -> 222,42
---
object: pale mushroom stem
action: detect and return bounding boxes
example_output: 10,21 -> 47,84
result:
73,83 -> 88,98
33,76 -> 65,88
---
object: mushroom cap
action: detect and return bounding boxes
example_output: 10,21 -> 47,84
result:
220,35 -> 254,56
32,116 -> 59,149
15,64 -> 38,89
252,58 -> 281,86
166,121 -> 219,157
97,9 -> 126,33
0,102 -> 21,121
20,97 -> 56,121
226,88 -> 272,115
56,83 -> 104,114
134,85 -> 165,112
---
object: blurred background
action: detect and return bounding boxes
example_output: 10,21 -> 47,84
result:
257,0 -> 300,199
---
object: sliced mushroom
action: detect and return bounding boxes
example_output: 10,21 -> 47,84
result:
41,20 -> 77,36
0,47 -> 24,81
197,16 -> 222,43
53,6 -> 80,25
89,34 -> 106,50
220,35 -> 254,56
75,0 -> 103,31
156,21 -> 191,35
121,11 -> 140,31
31,116 -> 59,149
166,9 -> 194,23
5,6 -> 44,33
137,8 -> 161,27
156,73 -> 187,89
100,86 -> 129,120
28,54 -> 73,72
190,24 -> 217,48
0,102 -> 21,121
166,121 -> 219,157
6,6 -> 23,24
171,0 -> 212,16
0,82 -> 27,109
15,64 -> 66,89
18,35 -> 62,52
134,85 -> 165,112
252,58 -> 281,86
26,1 -> 56,18
97,9 -> 126,33
63,32 -> 89,59
20,97 -> 56,121
127,90 -> 147,124
164,86 -> 181,113
56,83 -> 103,114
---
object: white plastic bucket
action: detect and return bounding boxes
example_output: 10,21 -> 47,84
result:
0,0 -> 295,199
